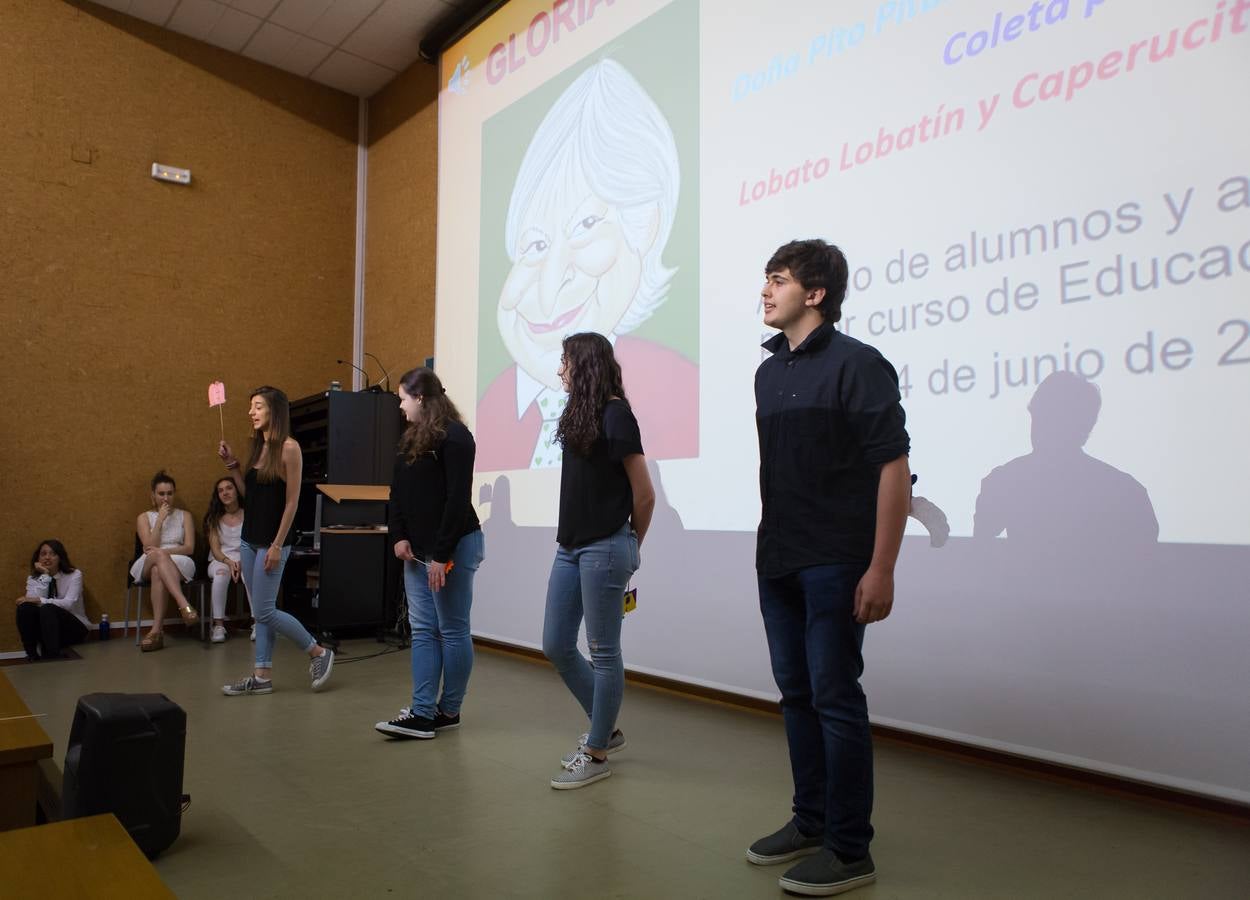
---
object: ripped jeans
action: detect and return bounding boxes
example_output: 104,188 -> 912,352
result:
541,523 -> 639,752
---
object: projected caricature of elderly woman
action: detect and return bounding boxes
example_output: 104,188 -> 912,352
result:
476,59 -> 698,471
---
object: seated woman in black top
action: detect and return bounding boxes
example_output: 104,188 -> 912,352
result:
542,332 -> 655,790
375,367 -> 485,740
15,540 -> 90,661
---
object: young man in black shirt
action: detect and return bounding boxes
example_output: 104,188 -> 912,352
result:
748,239 -> 911,896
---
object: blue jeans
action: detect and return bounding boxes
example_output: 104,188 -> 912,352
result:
241,541 -> 317,669
542,523 -> 639,752
404,530 -> 485,718
758,564 -> 873,859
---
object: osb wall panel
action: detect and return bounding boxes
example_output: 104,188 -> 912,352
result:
363,60 -> 439,390
0,1 -> 358,651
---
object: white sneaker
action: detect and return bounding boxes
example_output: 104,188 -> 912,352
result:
211,625 -> 227,643
551,751 -> 611,789
250,624 -> 256,641
560,729 -> 626,765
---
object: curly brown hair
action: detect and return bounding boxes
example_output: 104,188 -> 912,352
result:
397,367 -> 464,463
555,332 -> 629,457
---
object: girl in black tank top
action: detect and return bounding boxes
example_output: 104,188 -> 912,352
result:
216,386 -> 334,696
241,467 -> 294,547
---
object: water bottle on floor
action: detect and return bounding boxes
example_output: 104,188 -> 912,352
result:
99,613 -> 110,641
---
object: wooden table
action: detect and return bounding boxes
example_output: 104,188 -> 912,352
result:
0,670 -> 53,831
0,813 -> 175,898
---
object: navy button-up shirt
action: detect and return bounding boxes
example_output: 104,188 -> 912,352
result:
755,322 -> 910,575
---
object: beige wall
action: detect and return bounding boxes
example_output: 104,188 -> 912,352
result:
0,1 -> 359,650
363,61 -> 441,390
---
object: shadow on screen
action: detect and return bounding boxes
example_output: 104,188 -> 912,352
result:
470,379 -> 1250,794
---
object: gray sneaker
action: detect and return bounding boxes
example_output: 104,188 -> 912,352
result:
560,728 -> 626,765
746,821 -> 823,866
222,675 -> 273,697
550,751 -> 612,790
778,849 -> 875,896
310,648 -> 334,690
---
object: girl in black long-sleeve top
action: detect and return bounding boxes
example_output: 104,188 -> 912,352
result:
375,368 -> 485,740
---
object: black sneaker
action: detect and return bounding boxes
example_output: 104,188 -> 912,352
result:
375,710 -> 435,739
432,709 -> 461,731
746,821 -> 823,865
778,849 -> 875,896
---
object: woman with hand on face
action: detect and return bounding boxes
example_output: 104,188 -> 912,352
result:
217,386 -> 334,696
543,332 -> 655,789
375,368 -> 484,740
131,470 -> 199,652
15,540 -> 89,661
204,476 -> 253,644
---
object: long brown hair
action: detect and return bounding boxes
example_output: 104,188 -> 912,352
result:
246,386 -> 292,483
398,368 -> 464,463
204,476 -> 244,536
555,332 -> 628,457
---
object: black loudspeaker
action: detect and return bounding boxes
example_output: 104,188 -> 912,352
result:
62,693 -> 187,858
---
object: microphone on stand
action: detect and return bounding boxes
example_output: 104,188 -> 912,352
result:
335,358 -> 370,389
364,352 -> 392,392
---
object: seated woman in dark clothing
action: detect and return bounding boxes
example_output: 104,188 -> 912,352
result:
15,539 -> 90,661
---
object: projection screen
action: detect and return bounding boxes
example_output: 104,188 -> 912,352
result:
436,0 -> 1250,802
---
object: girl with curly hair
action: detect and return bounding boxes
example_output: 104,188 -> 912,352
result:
375,367 -> 484,740
543,332 -> 655,789
204,476 -> 252,643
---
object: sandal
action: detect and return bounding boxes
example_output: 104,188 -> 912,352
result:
140,632 -> 165,653
179,604 -> 200,626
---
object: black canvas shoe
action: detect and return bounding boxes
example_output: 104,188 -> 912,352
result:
746,821 -> 823,865
778,849 -> 876,896
375,710 -> 435,739
432,709 -> 461,731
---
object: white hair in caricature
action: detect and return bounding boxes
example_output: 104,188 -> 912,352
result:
504,58 -> 681,334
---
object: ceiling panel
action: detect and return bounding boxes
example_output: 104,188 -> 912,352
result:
167,0 -> 227,37
286,36 -> 337,78
227,0 -> 280,15
269,0 -> 337,33
312,49 -> 394,97
86,0 -> 465,97
127,0 -> 179,26
206,7 -> 264,53
240,20 -> 299,67
306,1 -> 382,46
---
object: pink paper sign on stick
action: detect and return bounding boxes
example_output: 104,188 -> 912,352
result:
208,381 -> 226,407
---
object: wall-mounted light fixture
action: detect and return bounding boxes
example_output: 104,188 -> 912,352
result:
151,163 -> 191,185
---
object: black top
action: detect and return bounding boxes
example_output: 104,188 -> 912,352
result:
755,322 -> 910,576
556,399 -> 644,548
388,420 -> 481,563
241,467 -> 296,547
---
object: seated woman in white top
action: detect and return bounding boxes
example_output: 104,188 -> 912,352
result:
15,539 -> 90,661
131,469 -> 199,651
204,476 -> 253,643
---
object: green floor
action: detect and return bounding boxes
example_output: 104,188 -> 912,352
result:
8,634 -> 1249,899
